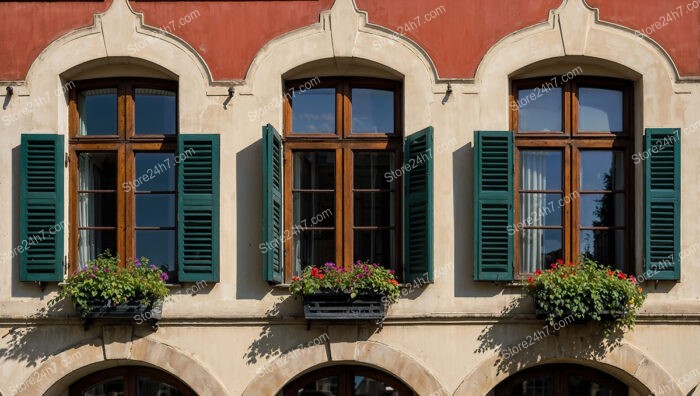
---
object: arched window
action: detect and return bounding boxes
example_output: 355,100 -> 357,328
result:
282,365 -> 414,396
510,76 -> 633,276
494,364 -> 627,396
69,366 -> 195,396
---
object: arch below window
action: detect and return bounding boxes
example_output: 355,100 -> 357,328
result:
492,364 -> 627,396
281,365 -> 415,396
69,367 -> 196,396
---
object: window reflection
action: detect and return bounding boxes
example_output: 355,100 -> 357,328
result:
292,88 -> 336,133
578,87 -> 623,132
79,89 -> 118,135
135,88 -> 176,135
517,88 -> 562,132
351,88 -> 394,133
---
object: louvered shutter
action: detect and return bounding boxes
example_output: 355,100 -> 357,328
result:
644,128 -> 681,280
19,134 -> 64,282
473,131 -> 514,281
262,124 -> 284,284
177,134 -> 220,282
403,127 -> 434,283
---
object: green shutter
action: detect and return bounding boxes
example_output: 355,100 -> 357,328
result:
403,127 -> 434,283
474,131 -> 514,281
644,128 -> 681,280
262,124 -> 284,284
20,134 -> 64,282
177,134 -> 220,282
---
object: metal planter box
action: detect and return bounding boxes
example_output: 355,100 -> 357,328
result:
302,291 -> 386,320
78,300 -> 163,330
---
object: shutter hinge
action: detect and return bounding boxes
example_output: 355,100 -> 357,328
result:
64,152 -> 69,167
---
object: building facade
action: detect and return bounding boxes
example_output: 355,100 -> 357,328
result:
1,0 -> 699,395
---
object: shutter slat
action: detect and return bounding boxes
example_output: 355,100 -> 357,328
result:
20,134 -> 64,281
403,127 -> 434,283
177,135 -> 220,282
474,131 -> 514,281
644,128 -> 680,280
262,124 -> 284,283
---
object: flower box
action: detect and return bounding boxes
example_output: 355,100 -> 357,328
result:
78,300 -> 163,330
534,308 -> 626,324
302,291 -> 386,320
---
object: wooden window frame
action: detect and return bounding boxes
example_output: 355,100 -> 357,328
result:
282,77 -> 403,281
69,366 -> 195,396
68,78 -> 178,274
510,76 -> 634,277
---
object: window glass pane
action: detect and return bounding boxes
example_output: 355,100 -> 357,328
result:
580,194 -> 625,227
519,229 -> 562,272
134,153 -> 176,192
580,151 -> 624,191
291,87 -> 335,133
79,194 -> 117,227
82,378 -> 124,396
136,230 -> 175,271
351,88 -> 394,133
293,230 -> 335,275
293,151 -> 335,190
354,192 -> 394,227
354,229 -> 394,268
578,87 -> 623,132
520,151 -> 562,190
79,89 -> 118,135
580,229 -> 625,270
354,375 -> 400,396
135,88 -> 176,135
78,230 -> 117,269
293,192 -> 334,228
517,87 -> 562,132
136,195 -> 175,227
137,377 -> 184,396
519,193 -> 562,227
354,152 -> 395,190
79,152 -> 117,190
294,376 -> 339,396
568,374 -> 620,396
505,376 -> 553,396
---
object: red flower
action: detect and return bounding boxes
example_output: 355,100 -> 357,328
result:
629,275 -> 637,284
527,276 -> 533,283
556,259 -> 564,265
551,263 -> 558,270
292,276 -> 299,282
319,274 -> 325,279
561,274 -> 567,279
617,272 -> 627,280
311,267 -> 320,279
390,279 -> 399,286
568,262 -> 575,267
606,270 -> 614,276
534,269 -> 542,276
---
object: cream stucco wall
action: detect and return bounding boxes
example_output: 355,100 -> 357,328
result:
1,0 -> 699,395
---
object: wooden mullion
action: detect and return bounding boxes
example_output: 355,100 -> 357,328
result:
340,147 -> 351,269
569,145 -> 578,265
513,146 -> 521,276
117,145 -> 127,266
125,144 -> 135,264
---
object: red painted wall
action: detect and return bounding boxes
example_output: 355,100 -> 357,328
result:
0,0 -> 697,81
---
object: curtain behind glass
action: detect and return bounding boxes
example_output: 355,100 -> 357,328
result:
520,152 -> 547,273
78,154 -> 96,269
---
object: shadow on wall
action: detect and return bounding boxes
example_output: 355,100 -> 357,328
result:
452,142 -> 509,298
243,293 -> 381,368
474,296 -> 624,377
0,301 -> 97,369
236,139 -> 271,300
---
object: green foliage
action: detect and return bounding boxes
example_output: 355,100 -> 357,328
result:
51,251 -> 170,317
289,261 -> 400,304
524,257 -> 646,333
